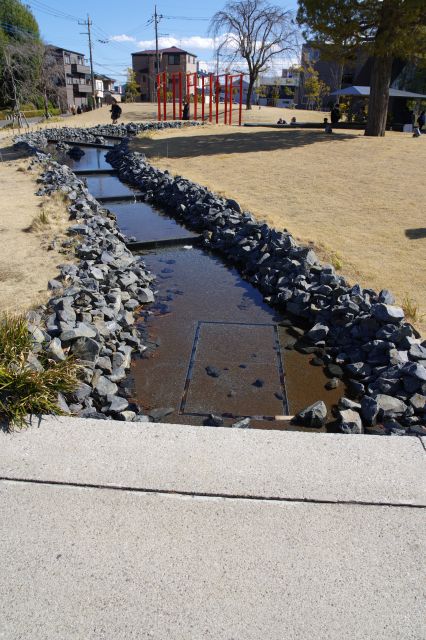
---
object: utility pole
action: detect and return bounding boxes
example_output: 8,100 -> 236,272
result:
154,5 -> 160,78
153,5 -> 162,103
79,14 -> 96,108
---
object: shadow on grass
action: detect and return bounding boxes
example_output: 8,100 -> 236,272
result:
0,145 -> 31,162
405,228 -> 426,240
129,128 -> 358,160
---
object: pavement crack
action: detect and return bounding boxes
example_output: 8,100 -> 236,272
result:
1,476 -> 425,509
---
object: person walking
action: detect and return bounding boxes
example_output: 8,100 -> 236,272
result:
417,110 -> 425,132
110,99 -> 122,124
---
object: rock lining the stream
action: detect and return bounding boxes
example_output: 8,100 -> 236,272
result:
15,124 -> 426,434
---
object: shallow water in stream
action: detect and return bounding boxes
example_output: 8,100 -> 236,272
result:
52,144 -> 344,429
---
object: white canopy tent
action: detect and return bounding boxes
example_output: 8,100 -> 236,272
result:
329,85 -> 426,99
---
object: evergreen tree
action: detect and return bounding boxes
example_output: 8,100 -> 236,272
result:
0,0 -> 39,41
125,68 -> 139,103
0,0 -> 41,110
297,0 -> 426,136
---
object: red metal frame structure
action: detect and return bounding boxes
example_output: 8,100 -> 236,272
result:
156,71 -> 244,126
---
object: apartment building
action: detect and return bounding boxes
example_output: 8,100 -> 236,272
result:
299,42 -> 406,109
49,46 -> 92,109
132,46 -> 198,102
256,69 -> 301,107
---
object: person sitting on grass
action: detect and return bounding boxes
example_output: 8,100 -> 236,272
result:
277,118 -> 287,125
323,117 -> 333,134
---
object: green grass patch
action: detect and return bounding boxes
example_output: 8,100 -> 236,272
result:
0,314 -> 80,430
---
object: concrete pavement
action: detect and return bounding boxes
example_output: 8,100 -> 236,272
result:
1,417 -> 425,639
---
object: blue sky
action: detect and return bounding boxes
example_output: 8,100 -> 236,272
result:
26,0 -> 300,84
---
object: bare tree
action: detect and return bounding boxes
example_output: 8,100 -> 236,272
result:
210,0 -> 299,110
39,46 -> 67,117
0,38 -> 41,124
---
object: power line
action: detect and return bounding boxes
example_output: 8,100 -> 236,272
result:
26,0 -> 80,23
164,16 -> 210,21
0,21 -> 40,39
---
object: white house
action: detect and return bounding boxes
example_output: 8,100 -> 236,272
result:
94,73 -> 120,105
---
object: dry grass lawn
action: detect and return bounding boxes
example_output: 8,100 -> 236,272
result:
0,160 -> 70,314
130,123 -> 426,333
0,102 -> 327,148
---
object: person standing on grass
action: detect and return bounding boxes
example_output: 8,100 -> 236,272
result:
418,110 -> 425,132
182,101 -> 190,121
331,103 -> 341,125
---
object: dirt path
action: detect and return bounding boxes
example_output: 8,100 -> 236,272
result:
0,160 -> 70,314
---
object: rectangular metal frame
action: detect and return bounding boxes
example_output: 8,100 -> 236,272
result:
179,321 -> 289,419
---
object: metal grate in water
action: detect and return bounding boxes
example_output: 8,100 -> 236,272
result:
180,321 -> 289,419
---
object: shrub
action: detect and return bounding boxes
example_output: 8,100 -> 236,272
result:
0,314 -> 79,430
0,108 -> 61,120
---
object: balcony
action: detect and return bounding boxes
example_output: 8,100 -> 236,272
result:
73,83 -> 92,94
71,62 -> 91,74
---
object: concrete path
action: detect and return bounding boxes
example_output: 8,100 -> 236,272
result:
1,417 -> 425,639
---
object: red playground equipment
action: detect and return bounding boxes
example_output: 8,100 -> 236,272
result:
156,71 -> 244,125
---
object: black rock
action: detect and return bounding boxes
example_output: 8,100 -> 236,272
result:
232,417 -> 250,428
326,363 -> 344,378
204,414 -> 224,427
372,303 -> 404,324
292,401 -> 327,428
149,407 -> 174,421
339,408 -> 363,434
206,365 -> 221,378
71,337 -> 100,362
325,378 -> 339,390
109,396 -> 129,413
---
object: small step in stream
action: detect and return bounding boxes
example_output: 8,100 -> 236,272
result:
51,144 -> 344,430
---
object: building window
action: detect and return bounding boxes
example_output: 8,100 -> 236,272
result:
168,54 -> 180,65
64,55 -> 70,64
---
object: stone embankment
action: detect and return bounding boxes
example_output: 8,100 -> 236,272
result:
15,123 -> 426,434
14,122 -> 200,423
106,137 -> 426,435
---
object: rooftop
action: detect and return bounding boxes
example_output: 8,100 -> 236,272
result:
132,45 -> 197,58
47,44 -> 86,57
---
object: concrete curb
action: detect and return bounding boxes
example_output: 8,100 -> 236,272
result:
1,416 -> 425,505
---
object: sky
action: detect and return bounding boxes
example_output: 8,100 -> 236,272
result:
25,0 -> 301,84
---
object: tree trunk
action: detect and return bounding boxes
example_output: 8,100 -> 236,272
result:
44,89 -> 49,119
365,54 -> 393,136
246,76 -> 255,110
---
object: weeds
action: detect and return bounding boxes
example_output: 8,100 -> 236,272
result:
0,314 -> 79,430
402,295 -> 423,323
330,251 -> 343,271
28,209 -> 49,232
